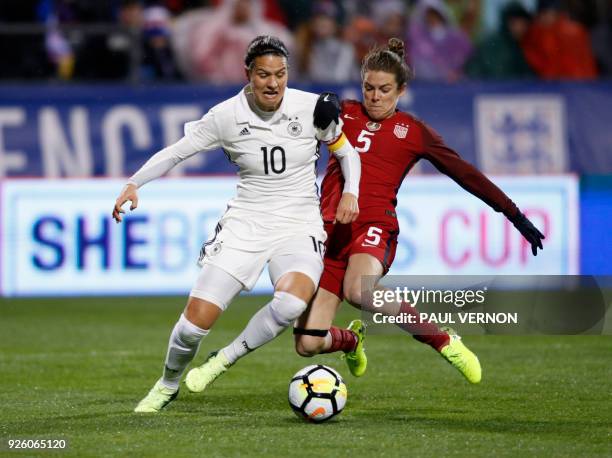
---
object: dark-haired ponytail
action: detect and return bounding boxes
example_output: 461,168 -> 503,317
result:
387,37 -> 405,59
361,38 -> 413,87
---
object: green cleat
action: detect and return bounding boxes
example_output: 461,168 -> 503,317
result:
185,351 -> 231,393
134,379 -> 178,413
343,319 -> 367,377
439,327 -> 482,384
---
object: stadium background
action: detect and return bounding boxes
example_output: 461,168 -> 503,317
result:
1,0 -> 611,456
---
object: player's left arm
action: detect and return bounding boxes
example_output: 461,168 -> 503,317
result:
313,92 -> 360,224
421,123 -> 544,256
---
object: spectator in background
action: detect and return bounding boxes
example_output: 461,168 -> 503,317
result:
407,0 -> 473,82
277,0 -> 319,30
141,3 -> 182,79
171,0 -> 293,82
73,0 -> 144,80
342,0 -> 374,21
372,0 -> 407,45
465,1 -> 534,79
210,0 -> 289,26
295,1 -> 357,83
45,16 -> 75,79
481,0 -> 537,34
446,0 -> 482,39
522,0 -> 598,80
343,16 -> 378,68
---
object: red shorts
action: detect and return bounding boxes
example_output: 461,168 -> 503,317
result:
319,221 -> 399,300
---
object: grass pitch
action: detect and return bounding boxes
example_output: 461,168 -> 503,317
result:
1,296 -> 611,457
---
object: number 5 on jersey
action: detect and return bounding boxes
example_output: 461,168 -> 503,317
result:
355,130 -> 374,153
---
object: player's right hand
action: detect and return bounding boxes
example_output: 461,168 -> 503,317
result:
334,192 -> 359,224
112,183 -> 139,223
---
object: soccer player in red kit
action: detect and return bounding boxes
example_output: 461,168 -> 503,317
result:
292,38 -> 545,383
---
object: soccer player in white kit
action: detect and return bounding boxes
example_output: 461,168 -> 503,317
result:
112,36 -> 362,413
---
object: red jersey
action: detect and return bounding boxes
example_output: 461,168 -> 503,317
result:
320,100 -> 519,226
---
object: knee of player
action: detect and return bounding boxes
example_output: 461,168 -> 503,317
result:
270,291 -> 308,325
343,283 -> 362,307
294,336 -> 325,357
175,313 -> 209,346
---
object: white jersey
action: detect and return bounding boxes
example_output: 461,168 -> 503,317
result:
129,86 -> 341,225
184,87 -> 340,224
127,86 -> 355,290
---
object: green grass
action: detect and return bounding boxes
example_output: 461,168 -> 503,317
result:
1,297 -> 611,457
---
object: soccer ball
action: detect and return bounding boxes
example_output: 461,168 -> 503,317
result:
288,364 -> 347,423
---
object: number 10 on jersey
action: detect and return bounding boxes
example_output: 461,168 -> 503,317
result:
261,146 -> 286,174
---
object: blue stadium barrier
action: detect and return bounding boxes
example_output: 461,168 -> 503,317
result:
0,81 -> 611,178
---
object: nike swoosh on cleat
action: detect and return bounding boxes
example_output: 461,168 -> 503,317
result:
160,390 -> 179,409
323,94 -> 330,102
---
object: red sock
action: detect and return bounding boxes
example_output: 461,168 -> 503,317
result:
321,326 -> 358,353
396,303 -> 450,351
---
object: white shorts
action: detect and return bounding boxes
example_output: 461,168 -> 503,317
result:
196,210 -> 326,291
189,252 -> 323,311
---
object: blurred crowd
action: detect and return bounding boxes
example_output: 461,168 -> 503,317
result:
0,0 -> 611,82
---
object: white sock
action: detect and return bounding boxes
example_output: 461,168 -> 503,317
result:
222,291 -> 306,364
161,313 -> 209,390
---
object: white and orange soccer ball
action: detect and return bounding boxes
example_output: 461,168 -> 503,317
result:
288,365 -> 347,423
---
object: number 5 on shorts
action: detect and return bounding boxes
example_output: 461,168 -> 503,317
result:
364,226 -> 383,246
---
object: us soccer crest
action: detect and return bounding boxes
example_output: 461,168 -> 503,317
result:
288,120 -> 302,137
393,123 -> 409,139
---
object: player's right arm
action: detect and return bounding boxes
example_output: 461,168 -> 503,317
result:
112,109 -> 223,223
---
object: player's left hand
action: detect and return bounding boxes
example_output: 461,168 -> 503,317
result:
510,211 -> 545,256
334,192 -> 359,224
313,92 -> 341,130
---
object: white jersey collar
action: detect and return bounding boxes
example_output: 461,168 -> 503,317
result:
235,85 -> 292,128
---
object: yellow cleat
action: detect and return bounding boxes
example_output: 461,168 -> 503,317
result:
343,320 -> 367,377
134,379 -> 178,413
185,351 -> 231,393
439,327 -> 482,384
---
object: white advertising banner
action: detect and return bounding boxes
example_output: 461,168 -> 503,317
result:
0,176 -> 578,296
390,176 -> 578,276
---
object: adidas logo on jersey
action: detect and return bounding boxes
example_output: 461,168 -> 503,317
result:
239,127 -> 250,136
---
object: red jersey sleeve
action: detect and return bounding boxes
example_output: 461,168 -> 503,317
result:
420,122 -> 519,219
